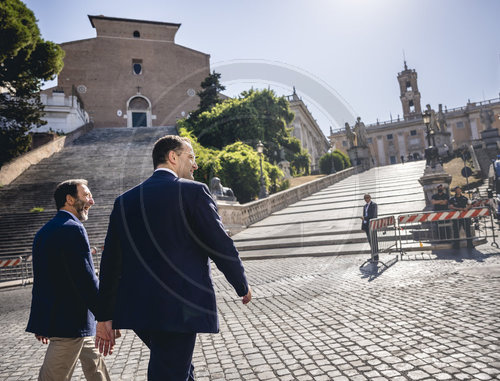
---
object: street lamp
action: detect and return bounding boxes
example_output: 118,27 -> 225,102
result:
328,149 -> 336,174
257,140 -> 268,199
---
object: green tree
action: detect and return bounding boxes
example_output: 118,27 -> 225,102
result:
0,0 -> 64,166
319,150 -> 351,174
179,87 -> 312,174
178,127 -> 220,185
186,71 -> 226,124
216,142 -> 286,203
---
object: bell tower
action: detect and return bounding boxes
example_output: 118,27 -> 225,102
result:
397,61 -> 422,120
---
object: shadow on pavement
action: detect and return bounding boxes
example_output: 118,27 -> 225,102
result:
359,255 -> 398,282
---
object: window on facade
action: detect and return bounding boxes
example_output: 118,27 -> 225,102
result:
410,130 -> 417,136
133,30 -> 140,38
132,59 -> 143,75
342,140 -> 348,147
390,156 -> 397,164
456,121 -> 464,129
387,134 -> 393,140
367,137 -> 373,144
406,81 -> 412,91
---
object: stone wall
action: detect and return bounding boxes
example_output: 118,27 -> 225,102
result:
0,123 -> 93,186
217,167 -> 360,234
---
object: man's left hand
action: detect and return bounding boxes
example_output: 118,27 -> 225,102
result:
95,320 -> 117,356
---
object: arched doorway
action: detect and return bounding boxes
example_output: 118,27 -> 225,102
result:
127,95 -> 152,127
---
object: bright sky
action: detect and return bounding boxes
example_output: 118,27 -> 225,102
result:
25,0 -> 500,136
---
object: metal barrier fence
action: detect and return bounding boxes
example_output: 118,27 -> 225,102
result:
0,255 -> 32,285
0,247 -> 103,286
398,207 -> 498,258
360,216 -> 398,269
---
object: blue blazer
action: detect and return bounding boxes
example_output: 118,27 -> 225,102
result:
97,171 -> 249,333
26,211 -> 99,337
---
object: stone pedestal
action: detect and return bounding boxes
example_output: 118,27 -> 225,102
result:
433,131 -> 452,157
347,146 -> 372,171
419,166 -> 452,210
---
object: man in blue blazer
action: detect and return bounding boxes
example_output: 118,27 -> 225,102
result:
361,193 -> 379,261
95,135 -> 252,380
26,179 -> 110,380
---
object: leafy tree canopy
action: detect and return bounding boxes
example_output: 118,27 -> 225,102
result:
179,86 -> 310,173
0,0 -> 65,166
179,128 -> 287,203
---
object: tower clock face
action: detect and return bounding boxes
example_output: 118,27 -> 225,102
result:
405,91 -> 413,99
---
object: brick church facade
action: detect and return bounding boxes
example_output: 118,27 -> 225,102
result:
52,15 -> 210,128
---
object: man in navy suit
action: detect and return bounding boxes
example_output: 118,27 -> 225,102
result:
361,193 -> 378,261
95,135 -> 252,380
26,179 -> 110,380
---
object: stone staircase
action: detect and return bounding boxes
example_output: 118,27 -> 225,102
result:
0,126 -> 177,258
234,161 -> 428,259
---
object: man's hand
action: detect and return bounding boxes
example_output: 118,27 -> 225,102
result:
95,320 -> 117,356
242,287 -> 252,304
35,334 -> 49,344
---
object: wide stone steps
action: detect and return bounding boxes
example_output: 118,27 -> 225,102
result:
0,126 -> 176,257
234,161 -> 428,259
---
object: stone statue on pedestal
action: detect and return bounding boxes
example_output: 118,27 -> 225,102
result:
209,177 -> 237,202
425,104 -> 439,133
437,104 -> 447,132
345,122 -> 357,148
354,117 -> 368,147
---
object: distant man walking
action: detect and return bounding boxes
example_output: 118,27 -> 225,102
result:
95,135 -> 251,380
26,179 -> 110,381
361,194 -> 378,261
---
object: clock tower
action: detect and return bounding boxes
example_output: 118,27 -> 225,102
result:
397,61 -> 422,120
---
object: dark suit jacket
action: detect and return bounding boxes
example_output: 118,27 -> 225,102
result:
96,170 -> 249,333
26,211 -> 99,338
361,202 -> 378,231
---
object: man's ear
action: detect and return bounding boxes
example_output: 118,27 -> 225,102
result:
65,194 -> 75,207
167,150 -> 177,164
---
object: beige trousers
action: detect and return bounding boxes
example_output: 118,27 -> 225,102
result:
39,336 -> 110,381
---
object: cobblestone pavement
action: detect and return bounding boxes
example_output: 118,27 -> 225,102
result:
1,246 -> 500,381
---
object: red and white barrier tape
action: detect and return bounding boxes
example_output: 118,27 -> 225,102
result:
369,216 -> 395,231
398,207 -> 490,224
0,258 -> 22,267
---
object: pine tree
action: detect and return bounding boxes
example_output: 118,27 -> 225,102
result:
0,0 -> 64,166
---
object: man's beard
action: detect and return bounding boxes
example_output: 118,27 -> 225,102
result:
74,198 -> 89,221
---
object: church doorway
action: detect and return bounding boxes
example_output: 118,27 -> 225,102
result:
127,96 -> 152,127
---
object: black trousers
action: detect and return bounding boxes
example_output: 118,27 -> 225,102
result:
364,228 -> 379,259
135,330 -> 196,381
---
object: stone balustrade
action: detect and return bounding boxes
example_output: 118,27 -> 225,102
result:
0,123 -> 93,186
217,167 -> 360,234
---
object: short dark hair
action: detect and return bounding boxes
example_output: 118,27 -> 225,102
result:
152,135 -> 191,169
54,179 -> 88,210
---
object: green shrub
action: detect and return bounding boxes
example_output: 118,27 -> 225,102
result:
319,150 -> 351,174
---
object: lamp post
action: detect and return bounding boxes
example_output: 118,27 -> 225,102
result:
257,140 -> 268,199
423,110 -> 432,147
328,149 -> 336,174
